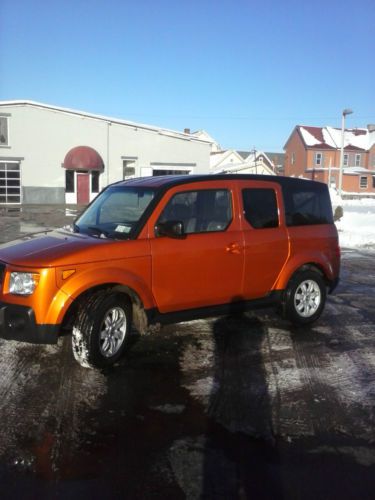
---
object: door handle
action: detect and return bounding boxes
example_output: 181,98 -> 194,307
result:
226,242 -> 241,254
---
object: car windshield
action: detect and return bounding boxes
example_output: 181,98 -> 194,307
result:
74,186 -> 155,239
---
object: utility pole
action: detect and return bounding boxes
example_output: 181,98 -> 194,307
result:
251,147 -> 257,174
339,108 -> 353,197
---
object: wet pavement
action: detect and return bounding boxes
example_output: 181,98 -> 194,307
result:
0,206 -> 375,499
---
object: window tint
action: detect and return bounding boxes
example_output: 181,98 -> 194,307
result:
242,188 -> 279,229
284,183 -> 333,226
158,189 -> 232,234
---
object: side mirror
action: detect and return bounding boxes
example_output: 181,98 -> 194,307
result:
155,220 -> 185,238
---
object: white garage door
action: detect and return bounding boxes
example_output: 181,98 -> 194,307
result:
0,162 -> 21,204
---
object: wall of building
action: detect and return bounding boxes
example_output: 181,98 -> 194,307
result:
0,103 -> 211,204
284,131 -> 306,177
343,173 -> 375,193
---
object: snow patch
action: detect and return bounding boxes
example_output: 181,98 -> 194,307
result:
330,190 -> 375,249
300,127 -> 322,146
72,326 -> 91,368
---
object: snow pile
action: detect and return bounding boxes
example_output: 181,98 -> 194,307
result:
330,189 -> 375,249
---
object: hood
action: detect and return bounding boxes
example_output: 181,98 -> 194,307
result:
0,230 -> 134,268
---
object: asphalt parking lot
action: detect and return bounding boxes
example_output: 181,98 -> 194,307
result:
0,206 -> 374,499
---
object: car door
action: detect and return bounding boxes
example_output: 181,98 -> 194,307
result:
149,182 -> 245,313
240,181 -> 289,299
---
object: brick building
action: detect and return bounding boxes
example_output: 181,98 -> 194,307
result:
284,125 -> 375,195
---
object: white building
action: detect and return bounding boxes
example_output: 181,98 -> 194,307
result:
0,101 -> 211,204
190,130 -> 276,176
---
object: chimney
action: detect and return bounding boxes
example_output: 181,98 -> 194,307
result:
184,128 -> 191,134
367,124 -> 375,132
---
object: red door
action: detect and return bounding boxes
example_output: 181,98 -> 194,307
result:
77,173 -> 90,204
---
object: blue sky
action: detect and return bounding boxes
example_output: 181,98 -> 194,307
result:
0,0 -> 373,152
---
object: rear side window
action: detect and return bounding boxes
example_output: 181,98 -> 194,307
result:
242,188 -> 279,229
284,183 -> 333,226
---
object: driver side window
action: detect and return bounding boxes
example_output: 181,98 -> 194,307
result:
158,189 -> 232,234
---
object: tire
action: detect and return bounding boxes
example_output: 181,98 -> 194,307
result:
284,270 -> 326,325
72,290 -> 132,369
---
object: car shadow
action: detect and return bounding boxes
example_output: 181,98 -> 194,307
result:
201,312 -> 283,498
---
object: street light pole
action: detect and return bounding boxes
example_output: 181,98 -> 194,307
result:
338,108 -> 353,197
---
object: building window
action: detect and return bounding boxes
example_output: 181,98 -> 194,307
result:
0,162 -> 21,203
91,171 -> 99,193
65,170 -> 75,193
372,154 -> 375,167
355,154 -> 361,167
360,176 -> 368,189
343,154 -> 349,167
123,166 -> 135,178
373,177 -> 375,189
315,153 -> 323,166
0,116 -> 9,146
291,153 -> 295,165
123,160 -> 136,179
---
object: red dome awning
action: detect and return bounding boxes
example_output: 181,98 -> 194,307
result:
63,146 -> 104,171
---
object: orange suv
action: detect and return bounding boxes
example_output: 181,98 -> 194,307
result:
0,175 -> 340,368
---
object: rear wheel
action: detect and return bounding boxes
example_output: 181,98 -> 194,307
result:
72,290 -> 132,369
284,270 -> 326,325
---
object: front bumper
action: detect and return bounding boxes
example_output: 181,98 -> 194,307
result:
0,302 -> 59,344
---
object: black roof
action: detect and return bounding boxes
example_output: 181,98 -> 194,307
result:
112,174 -> 327,191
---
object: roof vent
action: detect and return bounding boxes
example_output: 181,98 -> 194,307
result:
367,124 -> 375,132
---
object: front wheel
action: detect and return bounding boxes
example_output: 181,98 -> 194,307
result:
72,290 -> 132,369
284,270 -> 327,325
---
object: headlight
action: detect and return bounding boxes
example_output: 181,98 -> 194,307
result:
9,272 -> 40,296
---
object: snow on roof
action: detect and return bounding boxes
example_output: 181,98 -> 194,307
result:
298,125 -> 373,151
343,166 -> 373,175
325,126 -> 369,150
300,127 -> 323,147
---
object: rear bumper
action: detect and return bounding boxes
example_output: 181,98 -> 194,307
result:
0,302 -> 59,344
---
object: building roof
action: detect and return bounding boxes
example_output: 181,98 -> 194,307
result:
265,152 -> 285,166
288,125 -> 375,152
237,151 -> 250,159
0,100 -> 211,145
210,150 -> 244,169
